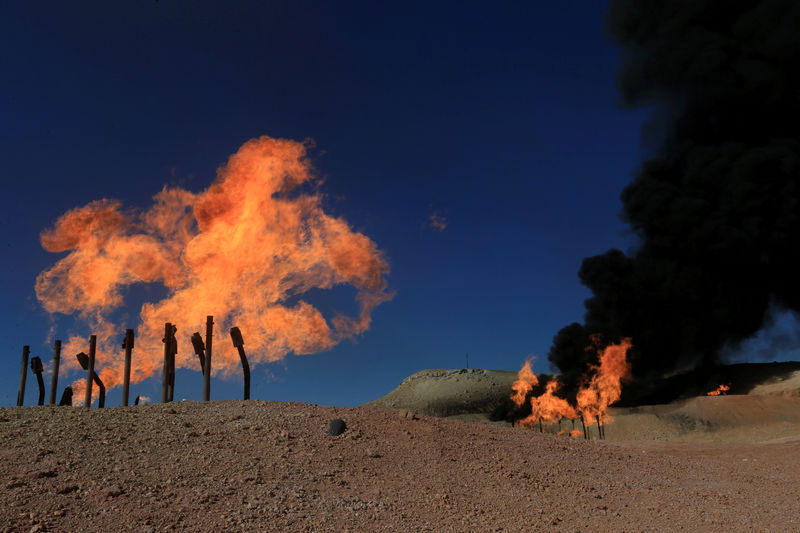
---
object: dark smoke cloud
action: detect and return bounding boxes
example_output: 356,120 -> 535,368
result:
549,0 -> 800,381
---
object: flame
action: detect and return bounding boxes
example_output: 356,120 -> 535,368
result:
518,379 -> 576,428
510,360 -> 538,407
570,429 -> 582,438
707,384 -> 730,396
35,136 -> 392,400
575,338 -> 632,424
510,338 -> 632,432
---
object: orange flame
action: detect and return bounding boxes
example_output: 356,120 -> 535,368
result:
511,337 -> 632,431
707,384 -> 730,396
36,136 -> 392,400
510,360 -> 538,407
517,377 -> 578,428
575,337 -> 632,423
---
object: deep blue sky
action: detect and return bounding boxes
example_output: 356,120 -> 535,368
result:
0,1 -> 655,407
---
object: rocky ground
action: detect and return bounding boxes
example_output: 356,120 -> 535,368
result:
2,400 -> 799,532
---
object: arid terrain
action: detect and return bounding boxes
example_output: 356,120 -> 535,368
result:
2,365 -> 800,532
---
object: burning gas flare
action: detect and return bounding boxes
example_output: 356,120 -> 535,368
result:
511,338 -> 632,434
511,360 -> 538,407
707,384 -> 730,396
575,337 -> 633,424
36,136 -> 392,400
517,379 -> 577,429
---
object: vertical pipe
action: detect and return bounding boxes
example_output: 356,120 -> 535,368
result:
538,418 -> 543,433
122,329 -> 134,407
31,357 -> 45,406
168,325 -> 176,402
162,323 -> 172,403
49,340 -> 61,406
96,375 -> 106,409
77,352 -> 104,408
203,316 -> 213,402
238,346 -> 250,400
595,414 -> 603,440
230,327 -> 250,401
17,346 -> 30,406
84,335 -> 96,408
581,416 -> 588,440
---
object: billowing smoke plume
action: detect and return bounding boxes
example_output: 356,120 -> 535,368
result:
36,136 -> 392,398
550,1 -> 800,383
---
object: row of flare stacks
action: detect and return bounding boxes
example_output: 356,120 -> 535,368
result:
15,317 -> 253,408
510,338 -> 633,440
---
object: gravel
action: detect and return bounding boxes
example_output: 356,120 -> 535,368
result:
1,400 -> 798,532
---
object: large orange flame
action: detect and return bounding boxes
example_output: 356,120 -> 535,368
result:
707,384 -> 730,396
518,379 -> 577,428
575,337 -> 632,423
511,337 -> 632,432
36,136 -> 392,402
510,360 -> 539,407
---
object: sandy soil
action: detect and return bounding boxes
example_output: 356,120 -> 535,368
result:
2,400 -> 800,532
3,365 -> 800,531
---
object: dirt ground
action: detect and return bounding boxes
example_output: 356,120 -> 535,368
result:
2,399 -> 800,532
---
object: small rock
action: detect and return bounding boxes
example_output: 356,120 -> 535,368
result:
27,470 -> 57,480
104,485 -> 124,498
55,485 -> 79,495
327,419 -> 347,436
366,449 -> 381,458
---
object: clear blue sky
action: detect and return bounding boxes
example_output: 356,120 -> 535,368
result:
0,1 -> 656,407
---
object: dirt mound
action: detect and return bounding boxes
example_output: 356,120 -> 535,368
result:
748,370 -> 800,397
364,364 -> 800,443
2,401 -> 800,531
361,368 -> 520,417
607,395 -> 800,442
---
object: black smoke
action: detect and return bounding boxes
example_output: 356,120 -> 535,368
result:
549,0 -> 800,384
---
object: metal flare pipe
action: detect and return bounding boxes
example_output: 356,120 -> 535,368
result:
203,316 -> 213,402
17,346 -> 29,406
229,327 -> 250,400
83,335 -> 98,408
59,386 -> 73,406
49,340 -> 61,406
122,329 -> 134,407
191,332 -> 206,375
77,348 -> 105,408
30,356 -> 45,406
162,323 -> 173,403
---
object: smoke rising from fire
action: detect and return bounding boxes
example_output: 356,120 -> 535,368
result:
36,136 -> 392,399
550,1 -> 800,381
